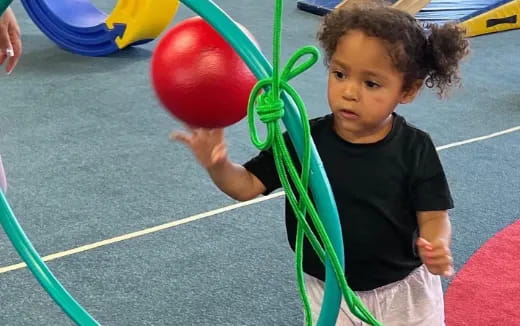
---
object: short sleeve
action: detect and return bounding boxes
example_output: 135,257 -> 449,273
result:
411,135 -> 454,211
244,115 -> 328,196
243,147 -> 282,195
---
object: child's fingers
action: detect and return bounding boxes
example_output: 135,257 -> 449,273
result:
212,142 -> 226,153
212,142 -> 227,156
416,237 -> 432,250
180,122 -> 195,132
424,254 -> 453,266
192,128 -> 214,140
170,131 -> 192,146
434,265 -> 454,277
443,266 -> 455,277
428,238 -> 449,249
209,128 -> 224,137
211,143 -> 227,163
421,246 -> 451,258
427,265 -> 453,277
439,265 -> 454,277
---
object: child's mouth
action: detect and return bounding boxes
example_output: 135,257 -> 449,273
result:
339,109 -> 359,119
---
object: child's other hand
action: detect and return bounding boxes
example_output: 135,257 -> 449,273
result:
170,126 -> 228,169
0,7 -> 21,74
417,237 -> 454,277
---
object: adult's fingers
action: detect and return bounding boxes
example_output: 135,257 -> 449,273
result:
5,27 -> 21,73
0,28 -> 10,66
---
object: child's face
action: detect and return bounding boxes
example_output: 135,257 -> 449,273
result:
327,29 -> 419,142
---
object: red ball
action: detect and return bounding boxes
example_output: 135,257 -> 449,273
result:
150,17 -> 257,128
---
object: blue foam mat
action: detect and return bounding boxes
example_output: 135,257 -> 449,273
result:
296,0 -> 510,24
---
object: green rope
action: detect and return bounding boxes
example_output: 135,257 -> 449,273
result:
246,1 -> 383,325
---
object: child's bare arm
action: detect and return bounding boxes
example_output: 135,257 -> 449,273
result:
207,158 -> 266,201
416,210 -> 453,276
172,127 -> 266,201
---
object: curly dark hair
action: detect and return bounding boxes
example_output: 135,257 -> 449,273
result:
317,4 -> 470,97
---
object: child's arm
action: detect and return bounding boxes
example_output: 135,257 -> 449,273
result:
172,127 -> 266,201
206,158 -> 266,201
411,134 -> 454,277
416,210 -> 453,276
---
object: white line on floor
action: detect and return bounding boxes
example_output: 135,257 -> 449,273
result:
0,192 -> 285,274
436,126 -> 520,151
0,125 -> 518,274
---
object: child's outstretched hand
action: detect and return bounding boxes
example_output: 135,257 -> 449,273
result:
0,7 -> 21,74
171,126 -> 228,169
417,237 -> 454,277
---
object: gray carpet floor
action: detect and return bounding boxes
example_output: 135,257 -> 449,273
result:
0,0 -> 518,325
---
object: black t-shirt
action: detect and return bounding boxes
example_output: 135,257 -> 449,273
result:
243,113 -> 454,291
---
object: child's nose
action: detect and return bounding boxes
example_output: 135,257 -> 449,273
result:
342,81 -> 360,102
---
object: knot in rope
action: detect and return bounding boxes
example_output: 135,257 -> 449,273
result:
244,1 -> 382,323
255,93 -> 284,124
247,46 -> 320,151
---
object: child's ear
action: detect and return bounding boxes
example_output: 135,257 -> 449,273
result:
400,79 -> 424,104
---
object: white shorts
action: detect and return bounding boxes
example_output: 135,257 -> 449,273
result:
305,265 -> 445,326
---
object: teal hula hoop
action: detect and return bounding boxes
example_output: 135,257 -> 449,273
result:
0,1 -> 344,325
0,0 -> 11,16
182,1 -> 345,325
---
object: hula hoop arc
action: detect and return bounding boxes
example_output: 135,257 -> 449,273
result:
0,0 -> 348,325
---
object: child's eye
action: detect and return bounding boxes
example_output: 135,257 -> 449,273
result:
365,80 -> 380,88
333,71 -> 345,80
